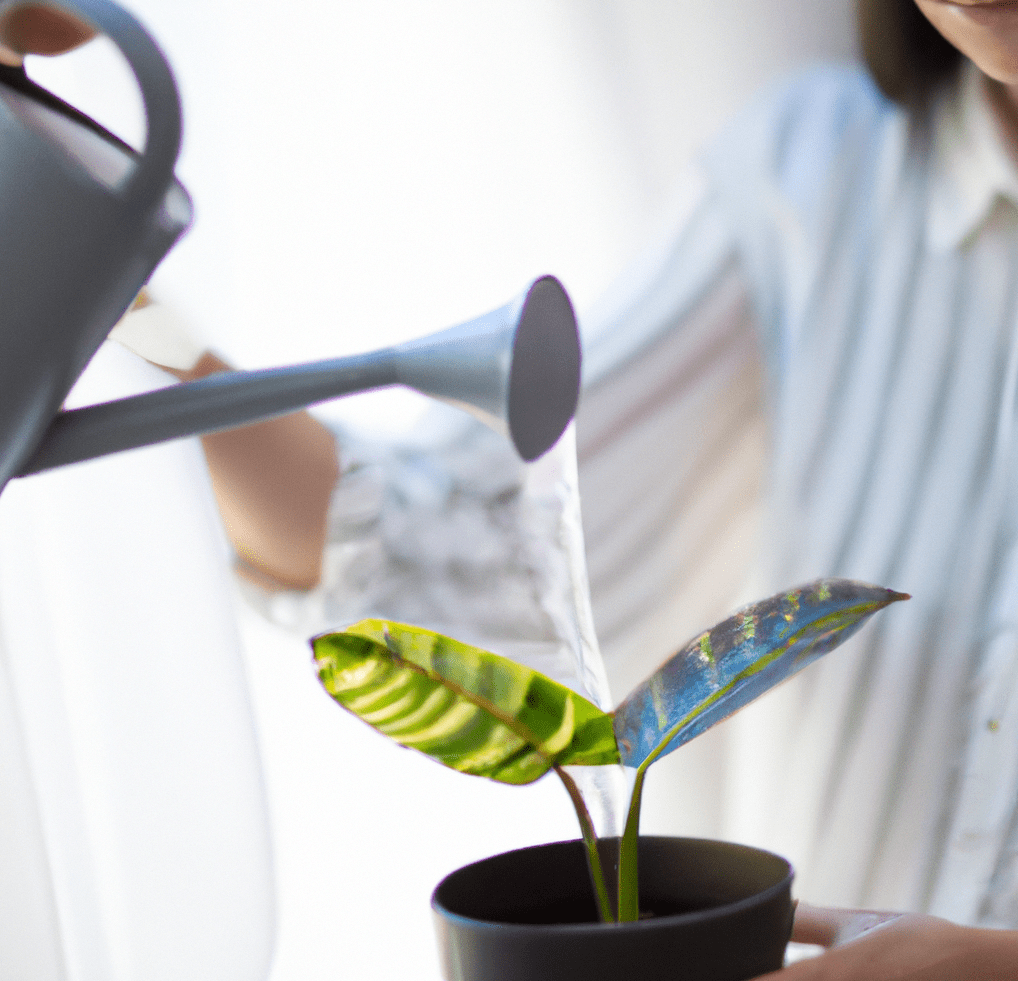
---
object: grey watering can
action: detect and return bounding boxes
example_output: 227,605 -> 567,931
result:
0,0 -> 581,493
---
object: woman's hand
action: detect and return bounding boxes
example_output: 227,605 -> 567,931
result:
0,3 -> 96,66
755,901 -> 1018,980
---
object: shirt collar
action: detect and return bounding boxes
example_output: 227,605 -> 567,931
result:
928,62 -> 1018,251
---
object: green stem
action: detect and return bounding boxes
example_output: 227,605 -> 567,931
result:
555,766 -> 615,923
618,707 -> 683,922
617,764 -> 648,922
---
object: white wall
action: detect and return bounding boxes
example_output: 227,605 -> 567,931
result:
558,0 -> 858,216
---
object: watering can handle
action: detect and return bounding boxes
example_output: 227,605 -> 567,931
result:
1,0 -> 183,210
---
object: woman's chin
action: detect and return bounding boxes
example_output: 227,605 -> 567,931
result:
916,0 -> 1018,80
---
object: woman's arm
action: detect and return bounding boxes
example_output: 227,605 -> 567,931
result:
576,162 -> 767,696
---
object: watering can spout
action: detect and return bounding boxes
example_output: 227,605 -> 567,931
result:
15,276 -> 582,482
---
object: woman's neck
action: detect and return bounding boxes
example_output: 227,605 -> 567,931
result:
981,73 -> 1018,167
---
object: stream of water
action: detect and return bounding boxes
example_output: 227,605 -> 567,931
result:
523,423 -> 637,906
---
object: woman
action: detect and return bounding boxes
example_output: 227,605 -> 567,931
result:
573,0 -> 1018,975
577,0 -> 1018,975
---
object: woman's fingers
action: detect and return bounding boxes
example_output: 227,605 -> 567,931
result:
0,3 -> 96,64
792,901 -> 903,947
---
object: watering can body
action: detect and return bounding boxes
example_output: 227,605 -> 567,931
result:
0,0 -> 191,489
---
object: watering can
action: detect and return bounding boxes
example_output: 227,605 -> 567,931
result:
0,0 -> 581,494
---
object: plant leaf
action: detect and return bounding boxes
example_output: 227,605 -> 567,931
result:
313,619 -> 620,785
611,578 -> 909,770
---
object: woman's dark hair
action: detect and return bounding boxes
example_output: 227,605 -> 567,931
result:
857,0 -> 962,105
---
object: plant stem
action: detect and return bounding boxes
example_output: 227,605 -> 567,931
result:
617,764 -> 647,922
555,766 -> 615,923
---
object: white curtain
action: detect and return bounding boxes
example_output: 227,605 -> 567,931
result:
0,345 -> 274,981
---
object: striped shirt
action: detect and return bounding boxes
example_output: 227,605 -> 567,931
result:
578,62 -> 1018,925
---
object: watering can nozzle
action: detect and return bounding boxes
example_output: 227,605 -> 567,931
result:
391,275 -> 581,462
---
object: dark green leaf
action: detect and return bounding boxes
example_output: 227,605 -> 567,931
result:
613,578 -> 907,921
612,578 -> 909,770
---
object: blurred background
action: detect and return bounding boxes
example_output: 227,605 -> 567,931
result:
20,2 -> 857,979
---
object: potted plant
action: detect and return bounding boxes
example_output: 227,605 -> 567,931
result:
312,577 -> 907,981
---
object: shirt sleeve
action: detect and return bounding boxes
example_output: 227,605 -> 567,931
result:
575,162 -> 768,697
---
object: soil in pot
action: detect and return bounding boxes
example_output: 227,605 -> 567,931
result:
432,836 -> 794,981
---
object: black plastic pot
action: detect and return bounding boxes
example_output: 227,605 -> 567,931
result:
432,836 -> 793,981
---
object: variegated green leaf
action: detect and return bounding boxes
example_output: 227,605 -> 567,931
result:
313,619 -> 620,785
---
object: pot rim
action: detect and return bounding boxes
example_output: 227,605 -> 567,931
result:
431,836 -> 794,936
